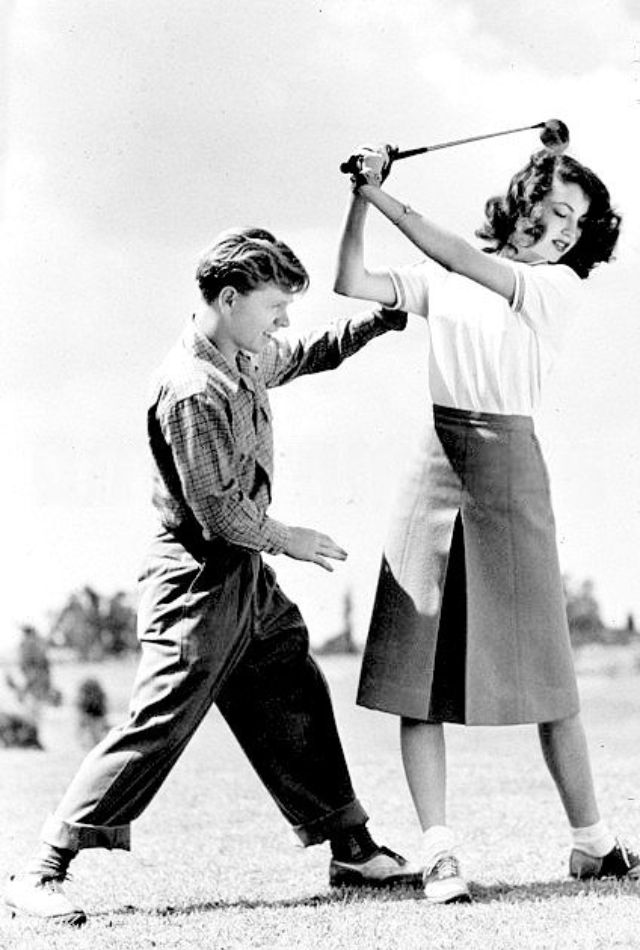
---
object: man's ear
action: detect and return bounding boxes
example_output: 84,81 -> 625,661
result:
218,285 -> 237,312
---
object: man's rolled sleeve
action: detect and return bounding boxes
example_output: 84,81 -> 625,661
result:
344,308 -> 407,344
261,307 -> 408,386
375,307 -> 408,331
261,517 -> 290,555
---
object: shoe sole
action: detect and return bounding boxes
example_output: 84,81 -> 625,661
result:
329,869 -> 423,889
569,847 -> 640,881
6,904 -> 87,927
570,860 -> 640,881
570,870 -> 640,881
425,889 -> 472,905
424,880 -> 472,905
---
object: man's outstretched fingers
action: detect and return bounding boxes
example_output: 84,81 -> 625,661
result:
315,555 -> 335,573
284,526 -> 348,567
319,536 -> 348,561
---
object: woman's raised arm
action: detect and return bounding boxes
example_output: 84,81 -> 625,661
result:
334,192 -> 397,305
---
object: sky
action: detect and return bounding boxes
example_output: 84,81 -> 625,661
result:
2,0 -> 640,653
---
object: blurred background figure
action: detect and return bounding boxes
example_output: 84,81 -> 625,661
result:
75,677 -> 109,750
17,626 -> 61,710
316,589 -> 360,657
4,626 -> 61,726
0,625 -> 63,750
0,671 -> 43,750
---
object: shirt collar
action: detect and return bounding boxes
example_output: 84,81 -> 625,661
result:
182,316 -> 257,392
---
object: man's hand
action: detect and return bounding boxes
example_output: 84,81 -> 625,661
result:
284,527 -> 348,572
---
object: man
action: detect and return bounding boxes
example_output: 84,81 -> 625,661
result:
6,227 -> 415,925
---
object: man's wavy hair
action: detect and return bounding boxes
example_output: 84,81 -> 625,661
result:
196,227 -> 309,304
476,151 -> 621,279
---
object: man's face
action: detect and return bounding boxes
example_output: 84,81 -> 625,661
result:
512,176 -> 590,265
224,283 -> 294,355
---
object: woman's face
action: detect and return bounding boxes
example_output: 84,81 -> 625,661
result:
511,175 -> 590,264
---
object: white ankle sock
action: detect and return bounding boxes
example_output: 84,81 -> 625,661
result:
570,820 -> 616,858
422,824 -> 456,871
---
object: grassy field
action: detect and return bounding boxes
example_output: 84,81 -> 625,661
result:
1,654 -> 639,949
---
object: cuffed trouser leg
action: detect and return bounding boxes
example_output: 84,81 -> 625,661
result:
41,532 -> 259,853
41,637 -> 221,852
217,568 -> 367,846
41,547 -> 366,853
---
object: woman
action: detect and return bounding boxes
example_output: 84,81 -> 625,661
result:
335,143 -> 637,903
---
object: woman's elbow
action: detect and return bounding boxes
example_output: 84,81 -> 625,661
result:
333,273 -> 357,297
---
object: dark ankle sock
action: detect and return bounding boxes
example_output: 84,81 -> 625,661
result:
330,825 -> 378,863
27,843 -> 76,880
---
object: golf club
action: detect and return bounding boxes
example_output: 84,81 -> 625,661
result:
339,118 -> 570,175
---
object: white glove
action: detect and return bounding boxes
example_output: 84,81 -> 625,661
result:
344,143 -> 395,189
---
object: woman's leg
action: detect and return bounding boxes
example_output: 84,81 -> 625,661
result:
401,717 -> 470,903
400,718 -> 446,830
538,713 -> 600,827
536,713 -> 640,879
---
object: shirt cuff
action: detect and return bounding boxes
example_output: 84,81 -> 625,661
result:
347,307 -> 407,345
262,517 -> 290,555
510,267 -> 525,312
387,269 -> 405,310
376,306 -> 408,331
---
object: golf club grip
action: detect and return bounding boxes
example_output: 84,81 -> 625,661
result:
339,157 -> 358,174
339,148 -> 400,176
393,146 -> 430,160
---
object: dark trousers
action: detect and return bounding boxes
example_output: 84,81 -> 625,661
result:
41,531 -> 366,852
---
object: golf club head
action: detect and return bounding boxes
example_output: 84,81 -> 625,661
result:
540,119 -> 570,155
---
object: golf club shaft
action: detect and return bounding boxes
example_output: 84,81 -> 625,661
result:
339,121 -> 546,174
393,121 -> 546,161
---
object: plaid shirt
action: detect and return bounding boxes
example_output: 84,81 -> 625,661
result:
147,308 -> 406,555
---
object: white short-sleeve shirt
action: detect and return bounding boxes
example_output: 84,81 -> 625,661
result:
389,258 -> 583,415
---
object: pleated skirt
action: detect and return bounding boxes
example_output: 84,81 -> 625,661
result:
357,404 -> 579,725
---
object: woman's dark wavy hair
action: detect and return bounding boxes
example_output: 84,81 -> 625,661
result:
196,226 -> 309,304
476,150 -> 621,279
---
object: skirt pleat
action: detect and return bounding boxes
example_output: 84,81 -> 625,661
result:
357,405 -> 579,725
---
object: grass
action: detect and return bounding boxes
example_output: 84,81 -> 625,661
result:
1,654 -> 639,949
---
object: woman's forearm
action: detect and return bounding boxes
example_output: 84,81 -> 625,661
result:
360,185 -> 473,271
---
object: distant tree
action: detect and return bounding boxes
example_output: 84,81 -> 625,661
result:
48,587 -> 101,660
563,575 -> 606,647
316,589 -> 360,656
101,592 -> 138,656
48,586 -> 137,660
